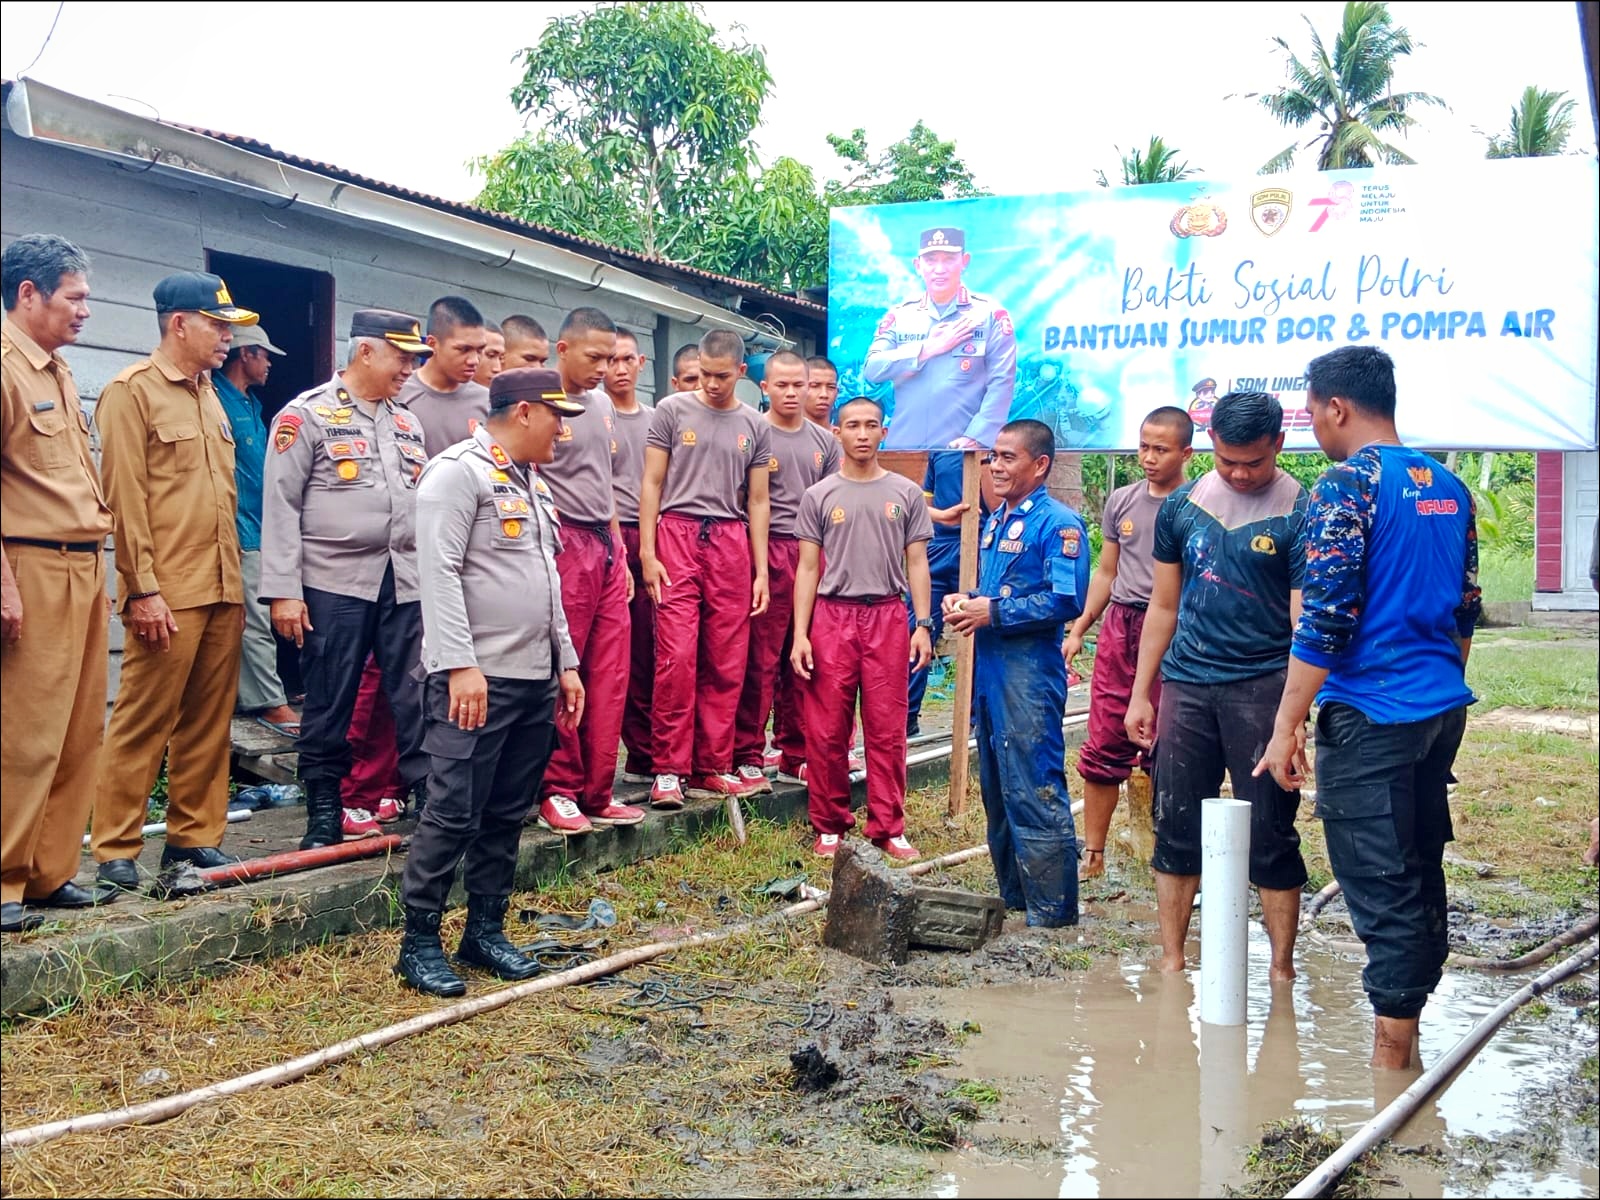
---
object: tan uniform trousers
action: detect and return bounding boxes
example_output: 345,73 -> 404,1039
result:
92,602 -> 242,861
0,543 -> 108,905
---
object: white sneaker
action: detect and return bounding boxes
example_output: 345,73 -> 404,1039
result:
735,764 -> 773,795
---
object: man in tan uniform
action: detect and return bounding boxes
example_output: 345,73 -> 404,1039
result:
92,271 -> 256,890
1,234 -> 115,931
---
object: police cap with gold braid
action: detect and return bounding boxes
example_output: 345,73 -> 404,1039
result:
349,308 -> 431,355
489,367 -> 585,415
917,227 -> 965,256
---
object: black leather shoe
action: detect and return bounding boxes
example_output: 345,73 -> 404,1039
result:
300,778 -> 344,851
96,859 -> 142,891
1,901 -> 43,933
456,894 -> 541,981
30,881 -> 116,908
159,845 -> 242,870
395,907 -> 467,997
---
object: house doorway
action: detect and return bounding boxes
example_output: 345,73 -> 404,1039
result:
205,251 -> 334,423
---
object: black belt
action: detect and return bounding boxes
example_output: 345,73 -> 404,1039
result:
3,536 -> 101,554
824,594 -> 898,605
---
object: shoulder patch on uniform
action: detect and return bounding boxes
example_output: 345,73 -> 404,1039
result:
273,413 -> 303,453
993,308 -> 1014,336
876,312 -> 896,335
1060,527 -> 1081,557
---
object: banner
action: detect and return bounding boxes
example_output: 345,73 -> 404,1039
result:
827,158 -> 1598,451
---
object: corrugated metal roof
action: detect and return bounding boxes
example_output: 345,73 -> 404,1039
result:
167,118 -> 827,317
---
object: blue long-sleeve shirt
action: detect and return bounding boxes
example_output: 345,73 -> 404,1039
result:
212,371 -> 267,551
1292,444 -> 1480,724
972,484 -> 1089,635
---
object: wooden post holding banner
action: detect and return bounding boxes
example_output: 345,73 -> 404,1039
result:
947,450 -> 982,818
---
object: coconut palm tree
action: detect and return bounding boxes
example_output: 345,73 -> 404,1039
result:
1484,86 -> 1578,157
1253,0 -> 1445,173
1094,136 -> 1200,187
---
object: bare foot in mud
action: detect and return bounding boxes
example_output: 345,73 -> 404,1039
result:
1158,953 -> 1187,973
1269,965 -> 1297,983
1078,849 -> 1105,881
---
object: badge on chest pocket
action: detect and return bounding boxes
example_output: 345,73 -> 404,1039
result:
325,438 -> 372,483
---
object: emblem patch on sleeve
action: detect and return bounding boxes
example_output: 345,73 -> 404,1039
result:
273,414 -> 303,453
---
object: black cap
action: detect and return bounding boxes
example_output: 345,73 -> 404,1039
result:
489,368 -> 585,415
918,227 -> 965,256
1192,378 -> 1217,394
349,309 -> 431,355
153,272 -> 257,323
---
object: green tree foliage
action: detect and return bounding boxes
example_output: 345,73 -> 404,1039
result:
489,1 -> 770,261
1094,136 -> 1200,188
1483,86 -> 1578,158
1251,1 -> 1445,172
824,121 -> 985,206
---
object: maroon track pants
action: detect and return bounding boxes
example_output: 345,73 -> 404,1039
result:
802,597 -> 909,841
342,655 -> 402,808
1077,601 -> 1160,785
618,524 -> 656,774
651,513 -> 752,778
542,524 -> 631,813
734,536 -> 800,768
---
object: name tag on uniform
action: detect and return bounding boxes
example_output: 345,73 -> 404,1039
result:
998,539 -> 1024,553
33,400 -> 56,412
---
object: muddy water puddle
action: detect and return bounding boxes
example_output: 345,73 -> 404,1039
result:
908,923 -> 1598,1197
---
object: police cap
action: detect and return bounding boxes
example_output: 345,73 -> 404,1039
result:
350,309 -> 431,356
1192,378 -> 1217,394
917,227 -> 965,256
490,367 -> 585,415
153,271 -> 258,324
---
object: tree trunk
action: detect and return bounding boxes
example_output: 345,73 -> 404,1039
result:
1049,452 -> 1084,512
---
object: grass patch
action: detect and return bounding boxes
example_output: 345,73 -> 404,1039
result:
1231,1117 -> 1378,1199
1467,641 -> 1598,711
945,1078 -> 1002,1107
1478,548 -> 1535,606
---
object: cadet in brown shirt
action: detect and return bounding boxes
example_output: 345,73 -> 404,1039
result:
791,397 -> 933,860
1,235 -> 114,929
93,272 -> 255,889
608,330 -> 658,782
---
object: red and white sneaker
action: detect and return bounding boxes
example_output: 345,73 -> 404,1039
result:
734,765 -> 773,795
650,774 -> 685,810
587,802 -> 646,827
848,748 -> 866,774
374,797 -> 404,824
538,796 -> 594,836
775,762 -> 808,786
341,807 -> 381,839
873,835 -> 920,861
813,832 -> 842,857
761,747 -> 783,773
686,773 -> 746,799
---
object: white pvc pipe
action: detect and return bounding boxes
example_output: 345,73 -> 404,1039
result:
82,807 -> 252,848
1199,797 -> 1251,1026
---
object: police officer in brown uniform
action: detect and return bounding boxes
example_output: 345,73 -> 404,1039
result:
396,368 -> 584,996
93,271 -> 256,888
1,234 -> 114,930
260,310 -> 433,852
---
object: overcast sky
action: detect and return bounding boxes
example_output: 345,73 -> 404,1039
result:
1,1 -> 1593,205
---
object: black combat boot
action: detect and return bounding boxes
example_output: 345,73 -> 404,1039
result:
409,776 -> 429,818
456,894 -> 540,980
299,778 -> 344,851
394,906 -> 467,997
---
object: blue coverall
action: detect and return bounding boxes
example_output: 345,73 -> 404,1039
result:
969,484 -> 1091,927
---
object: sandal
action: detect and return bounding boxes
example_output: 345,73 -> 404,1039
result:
253,714 -> 301,737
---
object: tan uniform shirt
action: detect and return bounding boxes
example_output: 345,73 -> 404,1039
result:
259,376 -> 428,604
94,349 -> 242,611
416,426 -> 577,680
0,321 -> 112,544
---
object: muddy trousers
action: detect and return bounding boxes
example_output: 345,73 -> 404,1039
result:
401,674 -> 558,912
618,524 -> 656,774
94,600 -> 242,861
1,543 -> 106,903
733,536 -> 800,768
802,597 -> 909,841
975,631 -> 1079,927
650,514 -> 751,778
542,524 -> 630,813
1314,702 -> 1467,1020
296,564 -> 425,792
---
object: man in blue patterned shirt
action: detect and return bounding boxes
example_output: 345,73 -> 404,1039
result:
1256,345 -> 1479,1071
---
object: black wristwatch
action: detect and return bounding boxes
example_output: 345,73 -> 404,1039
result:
914,617 -> 935,630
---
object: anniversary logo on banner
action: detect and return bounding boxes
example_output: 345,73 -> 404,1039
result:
826,157 -> 1599,452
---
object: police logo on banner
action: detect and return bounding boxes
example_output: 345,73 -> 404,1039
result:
1251,188 -> 1292,236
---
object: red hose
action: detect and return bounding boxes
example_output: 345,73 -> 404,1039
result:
196,835 -> 405,886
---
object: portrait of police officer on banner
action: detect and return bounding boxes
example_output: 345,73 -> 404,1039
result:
864,227 -> 1018,451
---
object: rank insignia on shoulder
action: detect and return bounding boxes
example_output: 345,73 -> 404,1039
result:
1060,528 -> 1081,557
336,388 -> 351,404
489,443 -> 512,468
1020,499 -> 1033,513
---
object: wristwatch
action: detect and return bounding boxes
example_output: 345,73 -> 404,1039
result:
914,617 -> 935,630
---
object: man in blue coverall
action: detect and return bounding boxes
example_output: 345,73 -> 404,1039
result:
944,419 -> 1091,926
